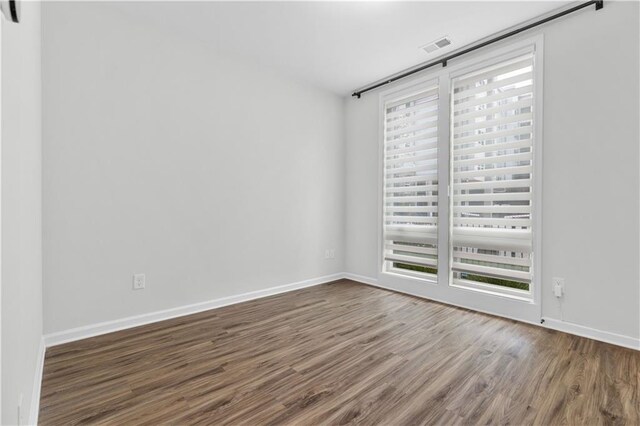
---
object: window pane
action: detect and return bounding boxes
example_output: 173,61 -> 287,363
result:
383,86 -> 439,279
450,54 -> 534,294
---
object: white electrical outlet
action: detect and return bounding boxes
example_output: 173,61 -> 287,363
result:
553,277 -> 565,298
324,249 -> 335,259
133,273 -> 146,290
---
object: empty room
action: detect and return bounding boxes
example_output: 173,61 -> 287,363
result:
1,0 -> 639,424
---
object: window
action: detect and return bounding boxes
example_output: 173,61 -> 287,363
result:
383,84 -> 439,279
379,42 -> 540,308
450,53 -> 535,296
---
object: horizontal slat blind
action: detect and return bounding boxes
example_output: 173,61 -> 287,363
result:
451,53 -> 534,292
384,85 -> 439,276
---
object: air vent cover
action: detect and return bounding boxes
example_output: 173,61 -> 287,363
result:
421,36 -> 452,54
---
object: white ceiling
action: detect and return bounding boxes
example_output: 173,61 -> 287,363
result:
112,1 -> 571,95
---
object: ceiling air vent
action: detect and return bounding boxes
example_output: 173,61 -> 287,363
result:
421,36 -> 452,54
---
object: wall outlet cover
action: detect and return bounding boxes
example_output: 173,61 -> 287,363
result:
552,277 -> 565,297
133,273 -> 146,290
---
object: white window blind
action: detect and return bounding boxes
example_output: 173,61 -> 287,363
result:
383,85 -> 439,277
450,53 -> 535,293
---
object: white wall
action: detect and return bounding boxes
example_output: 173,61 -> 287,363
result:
1,1 -> 43,424
345,2 -> 640,341
40,1 -> 640,344
42,3 -> 345,334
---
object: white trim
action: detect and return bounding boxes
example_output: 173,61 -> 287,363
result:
28,337 -> 45,426
382,269 -> 438,285
343,272 -> 379,287
532,34 -> 544,320
342,275 -> 639,351
542,318 -> 640,351
0,16 -> 3,424
32,269 -> 637,426
438,64 -> 452,298
40,273 -> 640,353
350,275 -> 540,327
379,75 -> 439,105
450,279 -> 532,301
27,275 -> 639,426
44,273 -> 344,347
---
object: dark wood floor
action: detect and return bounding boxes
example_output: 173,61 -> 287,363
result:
39,280 -> 639,425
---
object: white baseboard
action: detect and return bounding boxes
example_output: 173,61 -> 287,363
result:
43,271 -> 640,352
342,274 -> 639,351
44,273 -> 344,348
343,272 -> 379,287
29,272 -> 638,424
542,317 -> 640,351
346,274 -> 542,327
28,337 -> 45,426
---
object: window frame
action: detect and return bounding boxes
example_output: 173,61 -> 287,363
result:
448,48 -> 537,300
376,36 -> 543,324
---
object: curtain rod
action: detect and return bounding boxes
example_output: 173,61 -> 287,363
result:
351,0 -> 603,98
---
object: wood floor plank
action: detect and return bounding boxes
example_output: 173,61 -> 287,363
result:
39,280 -> 640,425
